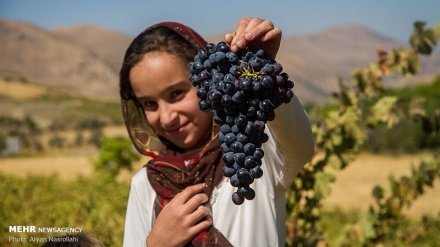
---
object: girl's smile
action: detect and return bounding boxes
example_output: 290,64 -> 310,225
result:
165,121 -> 189,135
129,52 -> 212,150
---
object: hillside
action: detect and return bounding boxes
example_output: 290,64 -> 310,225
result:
50,24 -> 132,72
277,25 -> 440,103
0,19 -> 120,99
0,80 -> 122,130
207,24 -> 440,103
1,19 -> 439,104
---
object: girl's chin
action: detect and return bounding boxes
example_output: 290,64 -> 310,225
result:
162,134 -> 194,149
176,137 -> 208,151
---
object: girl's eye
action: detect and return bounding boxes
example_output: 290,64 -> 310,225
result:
171,90 -> 184,99
142,101 -> 157,110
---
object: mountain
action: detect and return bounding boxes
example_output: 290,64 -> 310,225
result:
50,24 -> 132,72
1,19 -> 439,104
279,25 -> 440,103
207,24 -> 440,104
0,19 -> 122,99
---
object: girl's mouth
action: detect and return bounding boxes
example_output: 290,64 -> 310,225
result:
165,122 -> 189,135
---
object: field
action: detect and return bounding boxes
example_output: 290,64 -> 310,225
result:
2,79 -> 440,246
322,152 -> 440,217
1,146 -> 439,217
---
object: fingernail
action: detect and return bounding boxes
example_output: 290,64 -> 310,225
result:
245,32 -> 254,40
236,39 -> 244,48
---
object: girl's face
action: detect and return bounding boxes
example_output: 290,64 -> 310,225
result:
129,52 -> 213,150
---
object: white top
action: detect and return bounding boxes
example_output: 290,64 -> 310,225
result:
123,93 -> 315,247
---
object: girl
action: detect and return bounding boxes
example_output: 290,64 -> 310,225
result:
120,17 -> 315,247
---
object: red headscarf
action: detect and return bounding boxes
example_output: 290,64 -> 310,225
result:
121,21 -> 208,158
121,22 -> 232,247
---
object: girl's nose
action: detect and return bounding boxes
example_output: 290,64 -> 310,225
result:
159,103 -> 178,128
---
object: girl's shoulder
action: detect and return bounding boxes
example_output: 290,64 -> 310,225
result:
130,167 -> 148,188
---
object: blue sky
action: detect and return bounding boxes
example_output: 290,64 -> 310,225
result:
1,0 -> 439,43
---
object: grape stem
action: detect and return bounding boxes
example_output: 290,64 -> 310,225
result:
239,64 -> 265,80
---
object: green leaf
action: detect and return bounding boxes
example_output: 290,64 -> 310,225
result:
410,21 -> 438,55
367,96 -> 400,127
372,185 -> 384,200
359,212 -> 376,240
313,171 -> 336,199
94,136 -> 141,179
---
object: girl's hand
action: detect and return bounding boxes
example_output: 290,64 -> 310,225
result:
225,17 -> 282,60
146,183 -> 212,247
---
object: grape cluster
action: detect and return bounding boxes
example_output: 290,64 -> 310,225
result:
189,41 -> 294,205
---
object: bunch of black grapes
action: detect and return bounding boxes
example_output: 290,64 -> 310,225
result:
189,41 -> 294,205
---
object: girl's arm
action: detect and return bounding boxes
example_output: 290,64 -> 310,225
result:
260,93 -> 314,198
123,170 -> 150,247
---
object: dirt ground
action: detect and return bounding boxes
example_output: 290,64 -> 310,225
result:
321,152 -> 440,217
1,150 -> 439,217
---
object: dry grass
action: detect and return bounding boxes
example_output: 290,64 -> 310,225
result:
0,150 -> 438,217
0,150 -> 95,180
322,152 -> 440,217
0,80 -> 47,100
0,148 -> 148,182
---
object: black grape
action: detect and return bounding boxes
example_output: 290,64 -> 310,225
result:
189,41 -> 295,205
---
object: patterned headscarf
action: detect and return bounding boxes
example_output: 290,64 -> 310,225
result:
121,21 -> 208,158
120,22 -> 232,247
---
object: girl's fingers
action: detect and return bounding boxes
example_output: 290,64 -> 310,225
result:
184,192 -> 209,214
189,213 -> 212,236
229,17 -> 253,51
224,32 -> 234,44
228,18 -> 280,57
171,183 -> 206,205
239,19 -> 276,45
187,204 -> 210,226
261,27 -> 282,42
242,18 -> 273,41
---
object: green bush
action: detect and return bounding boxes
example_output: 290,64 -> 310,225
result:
48,135 -> 66,149
0,133 -> 6,151
76,117 -> 106,130
286,21 -> 440,246
319,208 -> 440,247
2,172 -> 439,247
94,136 -> 141,179
363,76 -> 440,154
0,174 -> 129,247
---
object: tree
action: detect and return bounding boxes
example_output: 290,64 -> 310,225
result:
285,21 -> 440,246
0,133 -> 6,153
94,136 -> 141,179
